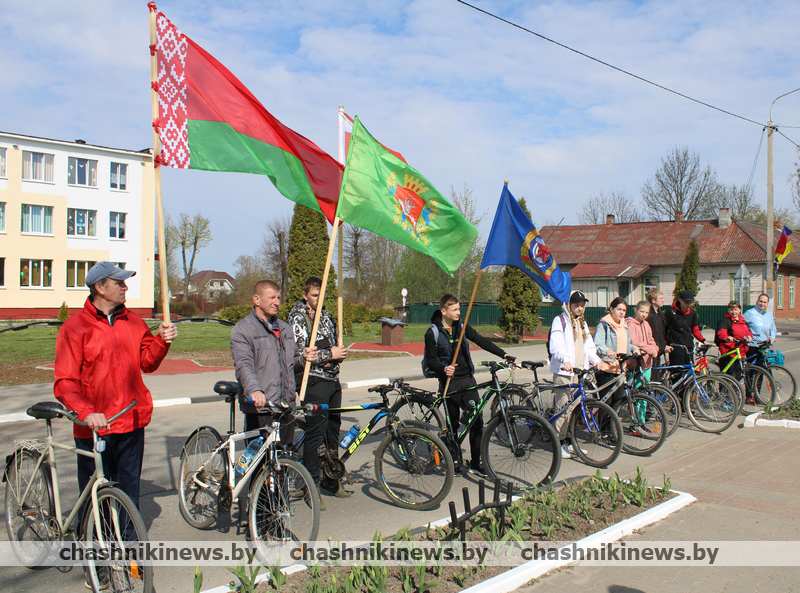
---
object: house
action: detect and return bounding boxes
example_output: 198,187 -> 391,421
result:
540,209 -> 800,318
0,131 -> 156,318
186,270 -> 236,300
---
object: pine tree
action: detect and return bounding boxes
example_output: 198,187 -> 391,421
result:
285,204 -> 337,319
497,198 -> 542,343
673,238 -> 700,307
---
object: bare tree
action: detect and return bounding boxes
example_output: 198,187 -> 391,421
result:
791,147 -> 800,218
449,183 -> 486,300
578,190 -> 638,225
641,147 -> 723,221
176,212 -> 213,301
258,214 -> 291,301
711,183 -> 759,221
154,211 -> 181,305
362,234 -> 401,306
343,224 -> 367,301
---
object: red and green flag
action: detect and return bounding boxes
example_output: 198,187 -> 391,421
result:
336,117 -> 478,275
152,6 -> 343,223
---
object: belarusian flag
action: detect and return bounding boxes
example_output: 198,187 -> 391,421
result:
153,7 -> 343,223
338,108 -> 406,165
336,117 -> 477,275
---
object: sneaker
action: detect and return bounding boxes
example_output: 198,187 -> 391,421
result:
84,566 -> 110,590
560,443 -> 573,459
468,462 -> 488,478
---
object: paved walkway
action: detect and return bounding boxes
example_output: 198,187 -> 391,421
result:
515,425 -> 800,593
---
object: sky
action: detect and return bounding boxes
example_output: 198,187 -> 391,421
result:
5,0 -> 800,276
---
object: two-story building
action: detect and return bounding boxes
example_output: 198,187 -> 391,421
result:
0,132 -> 155,318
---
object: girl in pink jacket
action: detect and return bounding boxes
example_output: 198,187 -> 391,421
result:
627,301 -> 659,381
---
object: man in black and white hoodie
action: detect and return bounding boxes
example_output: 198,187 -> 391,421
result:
289,277 -> 350,501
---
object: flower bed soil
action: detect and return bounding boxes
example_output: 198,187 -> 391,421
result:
256,470 -> 676,593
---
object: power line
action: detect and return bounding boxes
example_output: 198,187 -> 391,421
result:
455,0 -> 765,127
777,129 -> 800,150
747,128 -> 765,190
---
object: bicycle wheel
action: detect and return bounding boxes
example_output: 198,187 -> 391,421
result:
568,400 -> 622,468
374,427 -> 454,511
767,365 -> 797,408
82,486 -> 153,593
684,375 -> 738,433
489,386 -> 531,418
704,372 -> 743,416
178,428 -> 225,529
481,409 -> 561,492
613,393 -> 667,456
248,457 -> 320,548
636,383 -> 681,437
744,365 -> 776,408
389,395 -> 446,431
4,448 -> 54,567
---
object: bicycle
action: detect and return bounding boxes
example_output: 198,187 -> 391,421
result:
180,381 -> 453,526
178,385 -> 321,550
743,340 -> 796,408
292,381 -> 455,511
517,363 -> 624,467
651,344 -> 739,433
4,400 -> 152,593
390,360 -> 561,492
580,354 -> 668,456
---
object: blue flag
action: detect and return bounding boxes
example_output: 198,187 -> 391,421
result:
480,184 -> 571,302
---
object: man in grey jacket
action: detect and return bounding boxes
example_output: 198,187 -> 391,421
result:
231,280 -> 316,443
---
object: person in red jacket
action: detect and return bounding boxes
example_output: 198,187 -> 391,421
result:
715,300 -> 753,384
54,262 -> 177,522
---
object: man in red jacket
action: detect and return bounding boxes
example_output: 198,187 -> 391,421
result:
54,262 -> 177,519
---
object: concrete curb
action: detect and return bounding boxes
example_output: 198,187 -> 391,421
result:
200,490 -> 695,593
744,410 -> 800,429
460,490 -> 696,593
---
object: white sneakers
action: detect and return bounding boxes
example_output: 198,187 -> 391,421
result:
560,442 -> 587,459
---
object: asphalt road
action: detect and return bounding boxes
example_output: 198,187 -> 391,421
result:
2,322 -> 799,593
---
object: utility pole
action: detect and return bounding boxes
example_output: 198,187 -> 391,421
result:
766,88 -> 800,304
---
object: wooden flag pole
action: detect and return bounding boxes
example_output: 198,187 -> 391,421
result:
337,225 -> 344,348
441,268 -> 483,397
149,6 -> 171,327
298,215 -> 341,402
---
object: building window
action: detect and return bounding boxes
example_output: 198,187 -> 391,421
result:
729,273 -> 750,306
643,276 -> 659,300
67,208 -> 97,237
20,259 -> 52,288
21,204 -> 54,234
67,260 -> 96,288
777,275 -> 784,309
597,286 -> 609,309
67,157 -> 98,187
0,202 -> 5,232
540,286 -> 553,303
109,212 -> 127,239
110,162 -> 127,190
790,276 -> 796,309
0,258 -> 4,287
0,147 -> 6,178
22,151 -> 54,182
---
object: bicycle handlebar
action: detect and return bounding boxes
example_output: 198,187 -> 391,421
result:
64,399 -> 138,428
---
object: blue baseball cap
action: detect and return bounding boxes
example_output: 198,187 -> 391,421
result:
85,261 -> 136,287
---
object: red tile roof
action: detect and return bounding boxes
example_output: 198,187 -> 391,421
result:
540,219 -> 800,267
569,263 -> 650,278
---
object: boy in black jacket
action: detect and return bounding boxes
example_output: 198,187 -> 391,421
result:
423,294 -> 510,476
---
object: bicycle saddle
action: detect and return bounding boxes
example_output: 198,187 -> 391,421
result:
214,381 -> 240,396
27,401 -> 69,420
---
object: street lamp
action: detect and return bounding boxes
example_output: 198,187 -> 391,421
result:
766,87 -> 800,301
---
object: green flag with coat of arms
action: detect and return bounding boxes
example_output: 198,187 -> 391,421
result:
335,117 -> 478,275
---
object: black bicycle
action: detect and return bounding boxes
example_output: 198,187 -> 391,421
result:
388,360 -> 561,492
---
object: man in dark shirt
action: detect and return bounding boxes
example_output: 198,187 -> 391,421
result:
664,290 -> 708,365
423,294 -> 510,476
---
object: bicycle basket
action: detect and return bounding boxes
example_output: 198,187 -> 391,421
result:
765,350 -> 785,366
